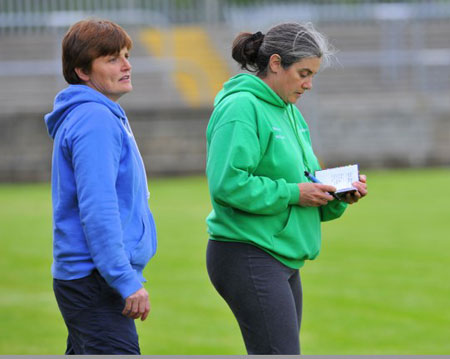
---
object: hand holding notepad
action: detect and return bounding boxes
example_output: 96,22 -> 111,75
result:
314,165 -> 359,200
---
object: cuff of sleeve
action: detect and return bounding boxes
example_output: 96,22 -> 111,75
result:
287,183 -> 300,205
113,272 -> 143,299
321,199 -> 349,222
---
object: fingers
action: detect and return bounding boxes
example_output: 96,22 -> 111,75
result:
317,184 -> 337,193
131,299 -> 140,319
122,297 -> 132,317
122,297 -> 136,318
123,299 -> 146,320
299,182 -> 337,207
317,185 -> 335,205
311,190 -> 334,206
310,185 -> 334,206
353,181 -> 368,197
299,174 -> 368,207
313,197 -> 331,206
123,288 -> 150,320
136,299 -> 150,321
350,174 -> 368,201
141,300 -> 151,321
345,190 -> 361,204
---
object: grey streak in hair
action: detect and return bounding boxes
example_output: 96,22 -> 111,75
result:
232,22 -> 335,76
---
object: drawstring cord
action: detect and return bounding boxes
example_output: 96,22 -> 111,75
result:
286,104 -> 312,174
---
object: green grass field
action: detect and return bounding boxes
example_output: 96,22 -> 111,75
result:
0,168 -> 449,354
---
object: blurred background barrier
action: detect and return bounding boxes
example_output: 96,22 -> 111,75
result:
1,0 -> 449,181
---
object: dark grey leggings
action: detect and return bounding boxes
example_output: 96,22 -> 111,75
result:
206,240 -> 302,354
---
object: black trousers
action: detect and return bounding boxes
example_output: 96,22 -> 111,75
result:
206,240 -> 302,354
53,270 -> 140,355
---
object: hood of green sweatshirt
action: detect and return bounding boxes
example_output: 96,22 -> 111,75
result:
215,73 -> 287,108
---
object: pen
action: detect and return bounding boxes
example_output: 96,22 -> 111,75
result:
304,171 -> 340,200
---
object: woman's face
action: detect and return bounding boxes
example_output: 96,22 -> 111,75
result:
268,56 -> 322,104
78,47 -> 132,102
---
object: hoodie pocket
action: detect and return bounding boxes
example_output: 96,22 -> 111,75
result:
130,213 -> 157,267
272,206 -> 321,261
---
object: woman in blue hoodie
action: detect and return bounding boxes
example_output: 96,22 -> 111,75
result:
44,19 -> 157,354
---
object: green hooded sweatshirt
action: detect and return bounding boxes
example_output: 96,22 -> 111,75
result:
206,73 -> 347,269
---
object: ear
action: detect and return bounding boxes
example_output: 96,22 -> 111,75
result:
74,67 -> 90,82
268,54 -> 282,74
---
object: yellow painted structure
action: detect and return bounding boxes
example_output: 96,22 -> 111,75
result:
140,26 -> 230,107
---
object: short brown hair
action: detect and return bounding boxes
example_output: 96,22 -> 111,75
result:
62,18 -> 133,84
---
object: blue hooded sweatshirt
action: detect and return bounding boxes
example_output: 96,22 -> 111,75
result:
44,85 -> 157,299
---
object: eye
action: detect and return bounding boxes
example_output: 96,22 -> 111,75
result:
299,72 -> 309,78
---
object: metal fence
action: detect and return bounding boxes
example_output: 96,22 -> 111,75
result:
1,0 -> 450,33
0,0 -> 218,31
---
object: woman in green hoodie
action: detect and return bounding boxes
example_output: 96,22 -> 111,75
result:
205,22 -> 367,354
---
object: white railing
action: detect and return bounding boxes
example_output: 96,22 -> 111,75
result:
224,1 -> 450,28
0,0 -> 218,32
1,0 -> 450,33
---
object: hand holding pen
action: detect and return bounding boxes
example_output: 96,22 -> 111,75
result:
303,171 -> 368,205
297,171 -> 337,207
304,171 -> 340,200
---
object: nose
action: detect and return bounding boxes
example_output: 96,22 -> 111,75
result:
121,57 -> 132,71
302,78 -> 313,90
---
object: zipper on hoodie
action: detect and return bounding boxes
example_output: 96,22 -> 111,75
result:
120,116 -> 150,199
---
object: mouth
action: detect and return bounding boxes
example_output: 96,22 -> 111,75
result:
119,75 -> 131,82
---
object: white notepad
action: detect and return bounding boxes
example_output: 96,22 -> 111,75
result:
315,164 -> 359,194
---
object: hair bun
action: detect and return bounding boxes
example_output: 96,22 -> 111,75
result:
250,31 -> 265,42
232,31 -> 265,72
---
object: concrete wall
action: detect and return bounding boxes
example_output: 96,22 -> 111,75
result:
302,92 -> 450,169
1,96 -> 449,182
0,108 -> 212,182
0,110 -> 53,182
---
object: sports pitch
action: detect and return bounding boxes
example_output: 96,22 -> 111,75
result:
0,168 -> 449,354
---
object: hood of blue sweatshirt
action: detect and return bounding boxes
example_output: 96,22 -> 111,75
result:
214,73 -> 287,109
45,84 -> 126,139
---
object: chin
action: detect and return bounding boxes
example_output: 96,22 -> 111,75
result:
120,87 -> 133,96
122,83 -> 133,91
112,90 -> 132,102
